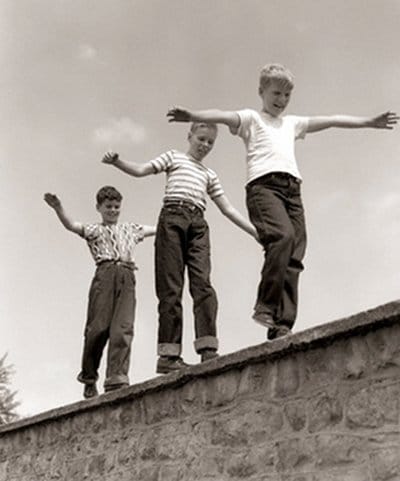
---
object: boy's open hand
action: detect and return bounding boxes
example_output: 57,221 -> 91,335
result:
44,193 -> 61,210
102,152 -> 119,164
370,111 -> 399,129
167,107 -> 192,123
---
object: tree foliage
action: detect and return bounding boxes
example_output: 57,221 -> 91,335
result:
0,353 -> 19,424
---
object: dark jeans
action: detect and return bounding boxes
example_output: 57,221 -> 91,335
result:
78,261 -> 136,388
246,172 -> 307,330
155,202 -> 218,357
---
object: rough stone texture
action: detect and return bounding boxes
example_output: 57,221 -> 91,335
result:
1,300 -> 400,480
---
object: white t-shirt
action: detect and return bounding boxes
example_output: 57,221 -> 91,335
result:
234,109 -> 309,184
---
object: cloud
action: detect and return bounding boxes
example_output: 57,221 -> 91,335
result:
93,117 -> 147,146
78,44 -> 98,60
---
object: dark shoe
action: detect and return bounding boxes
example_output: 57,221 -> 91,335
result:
83,383 -> 99,399
200,349 -> 219,362
267,325 -> 291,340
156,356 -> 190,374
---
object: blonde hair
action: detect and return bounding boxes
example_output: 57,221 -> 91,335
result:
190,122 -> 218,134
259,63 -> 294,92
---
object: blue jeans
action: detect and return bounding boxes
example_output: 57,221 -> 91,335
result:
246,173 -> 307,330
155,201 -> 218,357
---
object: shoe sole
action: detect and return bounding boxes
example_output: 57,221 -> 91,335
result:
253,315 -> 277,329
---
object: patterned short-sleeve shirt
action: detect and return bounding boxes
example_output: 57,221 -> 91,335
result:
81,222 -> 144,265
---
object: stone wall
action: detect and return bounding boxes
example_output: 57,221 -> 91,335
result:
1,301 -> 400,481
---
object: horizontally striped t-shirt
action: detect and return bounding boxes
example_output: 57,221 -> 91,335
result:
81,222 -> 144,265
150,150 -> 224,211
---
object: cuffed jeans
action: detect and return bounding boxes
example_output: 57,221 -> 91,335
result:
246,173 -> 307,330
78,261 -> 136,388
155,202 -> 218,357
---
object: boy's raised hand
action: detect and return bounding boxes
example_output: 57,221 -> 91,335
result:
370,111 -> 399,129
167,107 -> 192,123
102,152 -> 119,164
44,193 -> 61,210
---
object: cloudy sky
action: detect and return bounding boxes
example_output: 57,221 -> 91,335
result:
2,0 -> 400,417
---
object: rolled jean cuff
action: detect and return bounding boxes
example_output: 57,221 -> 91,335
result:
104,374 -> 129,388
77,372 -> 98,385
194,336 -> 219,353
158,343 -> 182,357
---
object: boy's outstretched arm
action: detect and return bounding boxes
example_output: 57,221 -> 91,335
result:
102,152 -> 155,177
213,195 -> 259,241
307,111 -> 399,133
44,193 -> 83,235
167,106 -> 240,132
142,225 -> 157,238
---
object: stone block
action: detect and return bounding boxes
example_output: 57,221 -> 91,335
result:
226,451 -> 258,478
143,389 -> 181,424
284,400 -> 307,432
346,382 -> 399,429
313,468 -> 371,481
343,337 -> 370,379
274,356 -> 301,398
315,434 -> 366,467
276,437 -> 316,472
370,446 -> 400,481
238,362 -> 270,396
366,324 -> 400,371
308,391 -> 343,432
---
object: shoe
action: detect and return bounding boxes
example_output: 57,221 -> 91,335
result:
83,383 -> 99,399
252,311 -> 277,329
200,349 -> 219,362
267,325 -> 291,340
156,356 -> 190,374
104,383 -> 127,393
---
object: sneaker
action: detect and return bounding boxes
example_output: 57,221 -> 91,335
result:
252,311 -> 277,329
267,325 -> 291,340
83,383 -> 99,399
156,356 -> 190,374
200,349 -> 219,362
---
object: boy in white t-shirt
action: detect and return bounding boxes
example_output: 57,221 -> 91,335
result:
167,63 -> 398,340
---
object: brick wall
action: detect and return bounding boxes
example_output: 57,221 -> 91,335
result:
1,301 -> 400,480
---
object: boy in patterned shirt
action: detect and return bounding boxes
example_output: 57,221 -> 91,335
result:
102,122 -> 258,374
44,186 -> 155,398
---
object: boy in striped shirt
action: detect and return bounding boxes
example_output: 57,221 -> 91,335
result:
102,123 -> 258,374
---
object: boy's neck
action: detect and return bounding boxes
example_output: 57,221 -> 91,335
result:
261,108 -> 282,119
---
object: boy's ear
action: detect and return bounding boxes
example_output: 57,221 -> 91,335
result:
96,203 -> 100,212
258,86 -> 263,97
187,131 -> 192,141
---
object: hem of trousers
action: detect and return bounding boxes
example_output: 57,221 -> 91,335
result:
158,343 -> 182,357
104,374 -> 129,388
194,335 -> 219,353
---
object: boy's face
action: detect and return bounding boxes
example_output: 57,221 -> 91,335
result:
187,126 -> 217,161
97,199 -> 121,225
260,80 -> 292,117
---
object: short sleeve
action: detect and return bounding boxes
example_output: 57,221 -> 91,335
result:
234,109 -> 256,140
129,223 -> 145,243
291,116 -> 309,140
81,223 -> 100,240
207,170 -> 224,200
150,150 -> 174,174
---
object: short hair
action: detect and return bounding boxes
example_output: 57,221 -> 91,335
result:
190,122 -> 218,135
259,63 -> 294,92
96,185 -> 123,205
